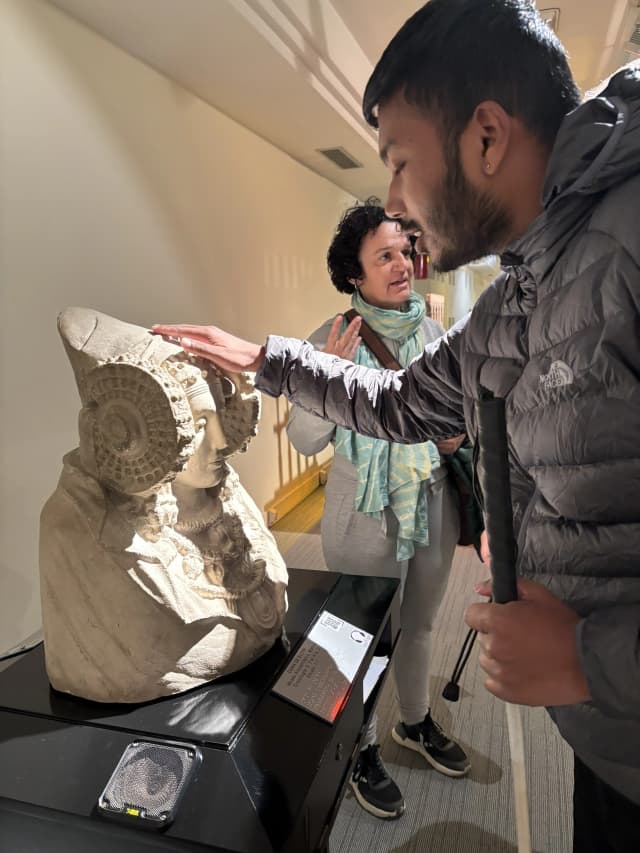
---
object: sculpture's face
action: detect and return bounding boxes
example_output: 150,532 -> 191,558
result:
174,375 -> 229,490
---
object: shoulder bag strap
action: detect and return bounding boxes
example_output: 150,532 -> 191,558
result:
344,309 -> 402,371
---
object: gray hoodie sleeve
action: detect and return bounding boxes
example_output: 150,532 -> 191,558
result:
285,318 -> 338,456
256,317 -> 467,443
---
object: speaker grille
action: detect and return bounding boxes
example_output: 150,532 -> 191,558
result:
99,741 -> 199,825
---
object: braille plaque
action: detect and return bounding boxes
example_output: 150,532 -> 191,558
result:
271,610 -> 373,723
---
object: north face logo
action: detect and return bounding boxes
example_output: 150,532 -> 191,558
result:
539,360 -> 574,391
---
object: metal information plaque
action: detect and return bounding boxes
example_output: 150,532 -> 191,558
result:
271,610 -> 373,723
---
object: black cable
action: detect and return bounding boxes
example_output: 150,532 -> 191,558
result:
442,598 -> 492,702
443,627 -> 478,701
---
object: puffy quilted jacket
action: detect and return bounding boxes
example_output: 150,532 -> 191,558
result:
256,65 -> 640,802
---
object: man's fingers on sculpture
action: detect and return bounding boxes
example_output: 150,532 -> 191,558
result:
152,325 -> 264,372
152,323 -> 212,344
177,336 -> 217,360
178,337 -> 262,373
178,336 -> 240,372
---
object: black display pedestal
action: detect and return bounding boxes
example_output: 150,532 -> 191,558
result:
0,569 -> 399,853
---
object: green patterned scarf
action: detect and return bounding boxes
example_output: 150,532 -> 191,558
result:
334,290 -> 440,561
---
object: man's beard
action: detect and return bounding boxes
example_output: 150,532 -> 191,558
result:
423,145 -> 512,273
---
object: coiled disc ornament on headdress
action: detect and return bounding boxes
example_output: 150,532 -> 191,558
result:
216,373 -> 261,456
83,358 -> 196,494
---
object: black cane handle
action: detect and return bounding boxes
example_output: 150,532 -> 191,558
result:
475,391 -> 518,605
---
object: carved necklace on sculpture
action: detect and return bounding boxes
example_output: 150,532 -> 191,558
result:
169,497 -> 279,631
111,482 -> 266,601
168,518 -> 267,601
172,485 -> 262,595
162,485 -> 266,601
173,487 -> 225,535
114,485 -> 178,537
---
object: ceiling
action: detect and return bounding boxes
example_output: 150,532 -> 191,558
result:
331,0 -> 425,63
46,0 -> 639,202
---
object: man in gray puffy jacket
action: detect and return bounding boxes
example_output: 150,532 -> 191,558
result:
154,1 -> 640,848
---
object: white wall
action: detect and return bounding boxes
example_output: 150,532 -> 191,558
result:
1,0 -> 354,652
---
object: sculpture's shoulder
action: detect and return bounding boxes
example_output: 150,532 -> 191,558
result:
40,450 -> 107,536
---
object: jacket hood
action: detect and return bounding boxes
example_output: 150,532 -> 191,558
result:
544,63 -> 640,206
503,63 -> 640,277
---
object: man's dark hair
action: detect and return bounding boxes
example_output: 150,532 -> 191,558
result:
327,200 -> 400,294
363,0 -> 581,150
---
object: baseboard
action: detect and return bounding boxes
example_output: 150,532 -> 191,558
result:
265,460 -> 331,527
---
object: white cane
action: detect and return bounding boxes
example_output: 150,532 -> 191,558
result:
476,391 -> 532,853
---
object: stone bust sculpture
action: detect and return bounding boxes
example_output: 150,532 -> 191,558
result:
39,307 -> 288,703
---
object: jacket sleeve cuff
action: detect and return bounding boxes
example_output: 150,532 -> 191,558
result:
255,335 -> 304,398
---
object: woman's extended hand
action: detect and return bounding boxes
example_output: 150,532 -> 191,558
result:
435,433 -> 466,455
322,314 -> 362,361
479,529 -> 491,565
151,324 -> 265,373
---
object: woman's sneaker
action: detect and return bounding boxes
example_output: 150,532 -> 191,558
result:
350,744 -> 405,819
392,711 -> 470,777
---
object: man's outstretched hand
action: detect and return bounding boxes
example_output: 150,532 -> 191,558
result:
151,324 -> 265,373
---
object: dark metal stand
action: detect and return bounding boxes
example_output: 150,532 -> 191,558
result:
0,569 -> 399,852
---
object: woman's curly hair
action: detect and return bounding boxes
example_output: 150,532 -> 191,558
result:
327,198 -> 397,294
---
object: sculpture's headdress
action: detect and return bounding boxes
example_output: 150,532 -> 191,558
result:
58,307 -> 260,495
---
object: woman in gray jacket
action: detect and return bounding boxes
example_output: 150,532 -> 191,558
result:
287,203 -> 470,820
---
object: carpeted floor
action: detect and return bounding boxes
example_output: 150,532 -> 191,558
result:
273,493 -> 573,853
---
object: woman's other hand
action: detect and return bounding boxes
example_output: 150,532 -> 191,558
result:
435,433 -> 466,456
479,529 -> 491,565
322,314 -> 362,361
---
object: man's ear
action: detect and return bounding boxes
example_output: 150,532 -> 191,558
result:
348,277 -> 361,288
462,100 -> 512,179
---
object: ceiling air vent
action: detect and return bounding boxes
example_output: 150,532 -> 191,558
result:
317,147 -> 363,170
624,16 -> 640,64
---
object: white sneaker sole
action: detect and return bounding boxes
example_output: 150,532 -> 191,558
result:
349,778 -> 405,820
391,727 -> 471,778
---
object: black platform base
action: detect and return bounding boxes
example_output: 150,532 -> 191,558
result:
0,569 -> 398,852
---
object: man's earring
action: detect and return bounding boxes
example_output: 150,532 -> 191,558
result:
485,161 -> 492,173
